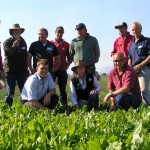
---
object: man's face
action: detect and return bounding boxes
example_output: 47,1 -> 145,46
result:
12,29 -> 21,39
55,30 -> 63,40
77,28 -> 86,38
113,55 -> 125,70
118,26 -> 127,36
130,24 -> 141,38
38,30 -> 47,42
36,64 -> 49,79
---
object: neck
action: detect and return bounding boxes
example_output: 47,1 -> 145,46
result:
55,38 -> 63,43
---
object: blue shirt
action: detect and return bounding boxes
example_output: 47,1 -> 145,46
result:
128,35 -> 150,66
21,72 -> 55,101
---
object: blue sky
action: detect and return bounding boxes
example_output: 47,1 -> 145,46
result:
0,0 -> 150,73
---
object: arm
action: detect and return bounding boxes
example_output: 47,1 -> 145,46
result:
51,55 -> 60,72
43,88 -> 56,106
27,53 -> 36,74
134,55 -> 150,72
70,80 -> 79,108
90,75 -> 101,94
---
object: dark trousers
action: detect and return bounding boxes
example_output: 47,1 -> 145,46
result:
78,93 -> 99,109
115,93 -> 141,111
23,94 -> 59,109
5,72 -> 28,106
54,70 -> 68,105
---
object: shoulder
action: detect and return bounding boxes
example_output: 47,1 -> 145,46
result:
4,37 -> 12,43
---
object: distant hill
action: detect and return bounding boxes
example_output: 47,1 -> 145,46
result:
96,66 -> 113,74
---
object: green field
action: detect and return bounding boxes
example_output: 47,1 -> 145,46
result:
0,76 -> 150,150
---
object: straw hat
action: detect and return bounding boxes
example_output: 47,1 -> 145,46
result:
9,23 -> 25,35
71,60 -> 87,72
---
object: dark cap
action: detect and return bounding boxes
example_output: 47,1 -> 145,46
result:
115,22 -> 127,29
55,26 -> 64,32
75,23 -> 86,30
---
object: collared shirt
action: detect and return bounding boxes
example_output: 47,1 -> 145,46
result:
69,33 -> 100,65
21,72 -> 55,101
70,74 -> 101,105
51,39 -> 71,70
108,65 -> 141,99
111,33 -> 133,63
28,40 -> 59,69
128,35 -> 150,66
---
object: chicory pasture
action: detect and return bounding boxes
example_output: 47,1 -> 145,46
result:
0,77 -> 150,149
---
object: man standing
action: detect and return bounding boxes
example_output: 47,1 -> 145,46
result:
3,23 -> 28,106
51,26 -> 71,106
69,23 -> 100,75
111,22 -> 133,63
103,53 -> 141,111
128,21 -> 150,106
27,28 -> 60,80
21,59 -> 58,113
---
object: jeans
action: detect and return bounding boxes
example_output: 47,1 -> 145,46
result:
54,70 -> 68,105
115,93 -> 141,111
137,66 -> 150,106
78,93 -> 99,109
5,72 -> 28,106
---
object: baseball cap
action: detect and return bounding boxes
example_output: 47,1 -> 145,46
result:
55,26 -> 64,32
75,23 -> 86,30
115,22 -> 127,29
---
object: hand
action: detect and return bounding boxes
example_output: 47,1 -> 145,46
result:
90,90 -> 98,94
44,93 -> 51,106
75,104 -> 80,109
12,39 -> 20,47
103,93 -> 111,106
134,64 -> 143,72
48,108 -> 53,113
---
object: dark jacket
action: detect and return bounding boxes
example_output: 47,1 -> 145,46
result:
3,37 -> 28,74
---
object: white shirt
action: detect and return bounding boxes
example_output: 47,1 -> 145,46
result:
70,74 -> 101,105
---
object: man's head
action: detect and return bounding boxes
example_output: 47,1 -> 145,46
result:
75,23 -> 87,39
9,23 -> 25,39
38,28 -> 48,43
115,22 -> 128,36
113,53 -> 125,70
55,26 -> 64,40
130,21 -> 142,39
36,59 -> 49,79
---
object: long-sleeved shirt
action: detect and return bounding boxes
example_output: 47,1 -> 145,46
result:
70,74 -> 101,105
69,33 -> 100,66
111,33 -> 133,63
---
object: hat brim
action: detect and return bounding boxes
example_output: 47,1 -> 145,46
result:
9,28 -> 25,35
115,25 -> 126,29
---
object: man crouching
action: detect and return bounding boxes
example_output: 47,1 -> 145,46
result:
21,59 -> 58,113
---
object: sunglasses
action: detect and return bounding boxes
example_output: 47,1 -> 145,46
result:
113,59 -> 123,62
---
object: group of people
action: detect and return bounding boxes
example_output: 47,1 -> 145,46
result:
0,21 -> 150,113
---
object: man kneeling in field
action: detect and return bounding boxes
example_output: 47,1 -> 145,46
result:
21,59 -> 58,113
103,52 -> 141,112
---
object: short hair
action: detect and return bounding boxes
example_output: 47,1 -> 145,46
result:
38,28 -> 48,36
37,59 -> 49,67
130,21 -> 142,30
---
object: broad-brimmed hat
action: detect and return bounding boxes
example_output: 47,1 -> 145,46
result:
55,26 -> 64,32
75,23 -> 86,30
115,22 -> 127,29
71,60 -> 87,72
9,23 -> 25,35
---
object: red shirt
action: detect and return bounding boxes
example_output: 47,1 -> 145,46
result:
108,65 -> 142,99
51,39 -> 70,70
111,33 -> 133,63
